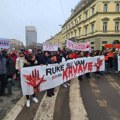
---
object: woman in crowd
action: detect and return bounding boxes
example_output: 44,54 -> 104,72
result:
16,51 -> 26,84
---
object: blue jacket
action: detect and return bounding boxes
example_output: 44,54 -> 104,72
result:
0,54 -> 7,75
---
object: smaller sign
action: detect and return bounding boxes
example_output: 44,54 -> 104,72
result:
114,44 -> 120,49
66,40 -> 91,51
0,39 -> 10,49
104,44 -> 113,48
43,43 -> 58,51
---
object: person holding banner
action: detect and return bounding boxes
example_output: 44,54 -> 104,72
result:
85,51 -> 91,78
78,51 -> 84,81
16,51 -> 26,85
113,51 -> 119,73
24,54 -> 39,107
44,52 -> 55,97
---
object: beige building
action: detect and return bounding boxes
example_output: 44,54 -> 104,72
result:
46,31 -> 64,48
62,0 -> 120,50
10,39 -> 24,49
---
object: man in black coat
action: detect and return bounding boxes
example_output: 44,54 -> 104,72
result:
0,49 -> 7,96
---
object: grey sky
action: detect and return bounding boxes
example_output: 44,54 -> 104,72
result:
0,0 -> 80,45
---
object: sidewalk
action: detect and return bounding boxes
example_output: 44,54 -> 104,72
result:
0,81 -> 22,120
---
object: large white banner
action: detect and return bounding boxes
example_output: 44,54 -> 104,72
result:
66,40 -> 91,51
0,39 -> 10,49
21,56 -> 105,95
118,56 -> 120,71
43,43 -> 58,51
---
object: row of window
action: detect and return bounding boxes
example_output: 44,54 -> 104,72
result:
91,41 -> 107,45
65,21 -> 119,38
63,3 -> 120,32
104,3 -> 120,12
103,21 -> 119,32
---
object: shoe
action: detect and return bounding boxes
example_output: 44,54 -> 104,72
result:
66,83 -> 70,86
63,84 -> 68,88
47,94 -> 52,97
33,97 -> 38,103
26,100 -> 30,107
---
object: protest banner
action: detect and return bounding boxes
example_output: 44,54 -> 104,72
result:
104,44 -> 113,48
118,56 -> 120,71
104,44 -> 120,49
21,56 -> 105,95
43,43 -> 58,51
66,40 -> 91,51
113,44 -> 120,49
0,39 -> 10,49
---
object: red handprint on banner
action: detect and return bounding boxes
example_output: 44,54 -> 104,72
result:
23,69 -> 46,92
94,58 -> 103,71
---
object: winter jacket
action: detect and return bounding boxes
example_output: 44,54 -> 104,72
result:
16,57 -> 26,70
0,54 -> 7,75
6,58 -> 15,75
36,53 -> 44,65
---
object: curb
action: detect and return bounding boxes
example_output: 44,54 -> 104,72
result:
3,96 -> 25,120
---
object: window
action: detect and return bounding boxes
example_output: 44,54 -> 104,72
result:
116,4 -> 120,12
85,26 -> 88,35
71,21 -> 74,27
91,47 -> 94,50
102,41 -> 107,44
78,28 -> 81,36
91,23 -> 94,33
104,4 -> 108,12
92,7 -> 95,15
115,22 -> 119,32
75,18 -> 78,25
91,42 -> 94,45
103,22 -> 107,32
68,24 -> 70,29
79,15 -> 81,22
66,34 -> 68,39
85,11 -> 88,19
71,32 -> 73,37
74,30 -> 77,37
68,33 -> 70,38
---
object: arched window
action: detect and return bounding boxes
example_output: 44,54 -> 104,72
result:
113,40 -> 120,44
104,4 -> 108,12
116,4 -> 120,12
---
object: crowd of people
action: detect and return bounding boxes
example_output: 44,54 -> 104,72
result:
0,47 -> 120,107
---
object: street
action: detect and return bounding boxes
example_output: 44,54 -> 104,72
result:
80,73 -> 120,120
2,72 -> 120,120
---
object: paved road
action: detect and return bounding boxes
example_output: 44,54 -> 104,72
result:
2,73 -> 120,120
0,82 -> 22,120
80,73 -> 120,120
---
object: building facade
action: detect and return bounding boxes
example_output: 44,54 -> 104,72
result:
26,26 -> 37,47
62,0 -> 120,50
10,39 -> 24,49
45,31 -> 64,48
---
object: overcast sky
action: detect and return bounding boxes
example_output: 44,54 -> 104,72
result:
0,0 -> 80,45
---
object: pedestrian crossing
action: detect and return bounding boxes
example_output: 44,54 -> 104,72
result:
33,87 -> 60,120
3,73 -> 120,120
